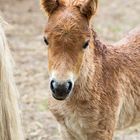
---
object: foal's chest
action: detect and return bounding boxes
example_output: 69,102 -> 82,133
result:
64,111 -> 87,140
49,98 -> 98,140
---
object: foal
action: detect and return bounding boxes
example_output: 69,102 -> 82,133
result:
0,19 -> 24,140
41,0 -> 140,139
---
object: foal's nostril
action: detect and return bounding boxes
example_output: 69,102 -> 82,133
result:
66,81 -> 73,92
50,80 -> 58,93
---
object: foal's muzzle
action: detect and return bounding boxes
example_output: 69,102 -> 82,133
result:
50,80 -> 73,100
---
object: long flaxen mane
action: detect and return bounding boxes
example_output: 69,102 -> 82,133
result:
0,18 -> 23,140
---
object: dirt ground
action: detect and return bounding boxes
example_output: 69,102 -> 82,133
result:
0,0 -> 140,140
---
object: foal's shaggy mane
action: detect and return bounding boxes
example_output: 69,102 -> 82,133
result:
91,29 -> 107,56
0,18 -> 24,140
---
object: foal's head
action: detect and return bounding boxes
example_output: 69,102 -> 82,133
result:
41,0 -> 98,100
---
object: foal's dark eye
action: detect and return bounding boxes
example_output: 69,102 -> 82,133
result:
44,37 -> 49,45
83,41 -> 89,49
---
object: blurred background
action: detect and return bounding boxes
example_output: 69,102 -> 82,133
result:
0,0 -> 140,139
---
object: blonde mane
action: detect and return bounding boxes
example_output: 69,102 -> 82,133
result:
0,18 -> 24,140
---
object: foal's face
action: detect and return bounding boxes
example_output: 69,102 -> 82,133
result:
44,8 -> 89,100
41,0 -> 98,100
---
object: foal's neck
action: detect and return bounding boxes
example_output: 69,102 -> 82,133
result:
72,31 -> 105,101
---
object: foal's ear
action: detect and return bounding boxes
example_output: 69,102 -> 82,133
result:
79,0 -> 98,19
40,0 -> 59,14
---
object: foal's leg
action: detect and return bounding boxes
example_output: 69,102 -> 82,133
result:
87,120 -> 115,140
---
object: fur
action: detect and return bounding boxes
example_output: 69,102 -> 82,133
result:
0,18 -> 24,140
41,0 -> 140,139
